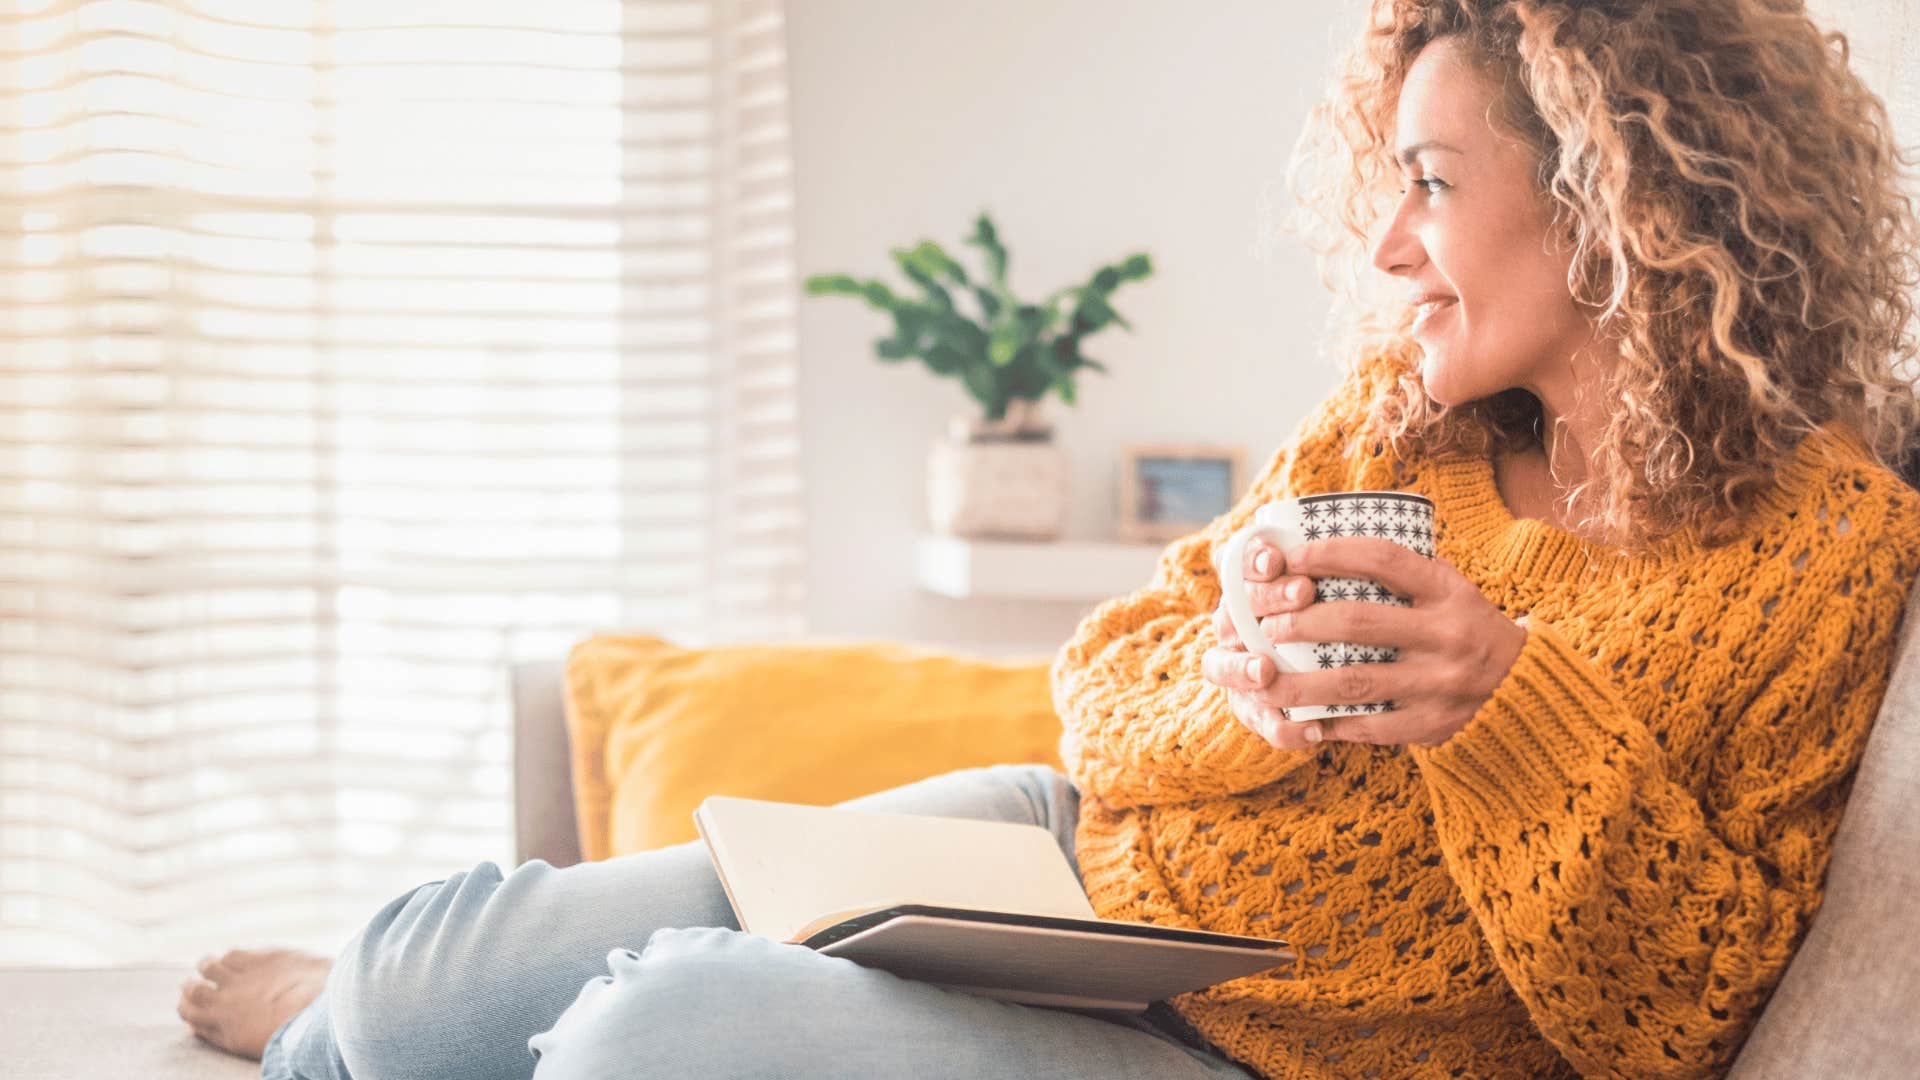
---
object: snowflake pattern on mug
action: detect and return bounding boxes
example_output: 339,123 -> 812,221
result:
1290,493 -> 1436,717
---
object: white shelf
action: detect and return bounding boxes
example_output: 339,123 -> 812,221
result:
914,534 -> 1166,601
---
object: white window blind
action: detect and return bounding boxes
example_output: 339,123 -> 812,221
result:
0,0 -> 804,965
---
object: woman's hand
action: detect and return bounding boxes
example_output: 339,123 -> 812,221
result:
1203,539 -> 1327,749
1205,535 -> 1529,750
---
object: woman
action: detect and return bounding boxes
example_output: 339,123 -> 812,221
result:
179,1 -> 1920,1077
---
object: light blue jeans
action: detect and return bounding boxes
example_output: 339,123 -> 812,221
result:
260,763 -> 1257,1079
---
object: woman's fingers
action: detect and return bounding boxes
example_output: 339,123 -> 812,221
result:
1249,657 -> 1428,714
1213,601 -> 1240,647
1210,536 -> 1309,648
1227,689 -> 1277,739
1204,646 -> 1271,691
1229,689 -> 1319,750
1273,713 -> 1323,749
1213,575 -> 1315,647
1209,649 -> 1333,748
1244,541 -> 1282,582
1255,576 -> 1314,613
1211,539 -> 1287,647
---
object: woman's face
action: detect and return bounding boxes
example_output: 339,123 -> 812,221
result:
1369,36 -> 1593,410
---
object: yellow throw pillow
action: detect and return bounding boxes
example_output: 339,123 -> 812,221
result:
562,634 -> 1064,859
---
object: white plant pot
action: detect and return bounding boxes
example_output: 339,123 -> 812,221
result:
927,408 -> 1069,540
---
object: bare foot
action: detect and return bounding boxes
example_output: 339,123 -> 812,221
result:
176,947 -> 333,1060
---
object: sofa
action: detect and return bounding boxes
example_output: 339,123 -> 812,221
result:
9,583 -> 1913,1080
512,572 -> 1920,1079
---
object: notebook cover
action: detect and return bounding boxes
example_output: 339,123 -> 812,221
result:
693,794 -> 1098,944
815,909 -> 1293,1013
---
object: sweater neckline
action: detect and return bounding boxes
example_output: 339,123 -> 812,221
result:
1426,421 -> 1862,577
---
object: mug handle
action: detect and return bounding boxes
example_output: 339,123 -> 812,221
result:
1215,521 -> 1302,676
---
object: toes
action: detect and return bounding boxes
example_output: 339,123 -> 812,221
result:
176,976 -> 221,1038
218,948 -> 262,969
178,974 -> 217,1010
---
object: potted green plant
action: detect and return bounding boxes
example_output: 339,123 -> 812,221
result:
805,211 -> 1153,539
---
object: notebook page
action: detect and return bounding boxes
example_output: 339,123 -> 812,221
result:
694,795 -> 1099,944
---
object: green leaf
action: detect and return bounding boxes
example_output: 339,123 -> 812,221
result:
1032,344 -> 1064,383
805,273 -> 862,296
891,247 -> 955,311
962,362 -> 1007,418
990,301 -> 1052,367
988,329 -> 1019,368
1076,253 -> 1153,319
806,274 -> 905,316
1040,294 -> 1063,329
860,281 -> 902,311
1015,303 -> 1049,336
966,213 -> 1009,286
910,240 -> 971,287
1033,346 -> 1077,406
890,305 -> 930,346
943,314 -> 989,358
1073,294 -> 1117,334
1006,345 -> 1046,398
924,342 -> 970,375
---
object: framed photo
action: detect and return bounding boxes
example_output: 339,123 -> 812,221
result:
1117,444 -> 1245,543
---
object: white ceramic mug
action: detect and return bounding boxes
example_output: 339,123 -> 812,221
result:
1212,491 -> 1437,723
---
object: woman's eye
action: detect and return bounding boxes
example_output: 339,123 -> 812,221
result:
1399,178 -> 1445,195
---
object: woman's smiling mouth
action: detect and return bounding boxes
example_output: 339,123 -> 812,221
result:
1412,296 -> 1457,332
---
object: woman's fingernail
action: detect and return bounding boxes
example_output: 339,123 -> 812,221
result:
1305,725 -> 1323,744
1245,656 -> 1264,680
1253,550 -> 1272,576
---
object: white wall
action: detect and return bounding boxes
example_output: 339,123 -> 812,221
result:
786,2 -> 1365,658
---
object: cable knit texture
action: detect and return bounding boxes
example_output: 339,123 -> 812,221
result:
1052,353 -> 1920,1079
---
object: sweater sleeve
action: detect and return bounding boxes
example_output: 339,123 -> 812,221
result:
1053,355 -> 1399,810
1406,539 -> 1919,1079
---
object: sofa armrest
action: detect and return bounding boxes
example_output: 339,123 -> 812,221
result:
511,659 -> 581,868
1726,571 -> 1920,1078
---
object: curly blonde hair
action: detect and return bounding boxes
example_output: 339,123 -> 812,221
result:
1278,0 -> 1920,552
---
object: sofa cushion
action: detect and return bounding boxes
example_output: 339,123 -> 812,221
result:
561,634 -> 1062,858
1727,574 -> 1920,1079
0,965 -> 257,1080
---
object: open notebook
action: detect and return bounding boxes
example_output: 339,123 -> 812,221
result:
692,794 -> 1294,1013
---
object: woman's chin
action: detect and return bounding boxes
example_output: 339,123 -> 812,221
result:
1417,348 -> 1464,406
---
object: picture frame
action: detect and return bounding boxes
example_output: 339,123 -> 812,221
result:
1116,444 -> 1245,543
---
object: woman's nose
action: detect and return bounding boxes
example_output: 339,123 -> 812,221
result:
1370,202 -> 1422,277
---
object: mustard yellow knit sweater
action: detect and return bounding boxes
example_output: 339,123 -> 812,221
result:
1052,355 -> 1920,1080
